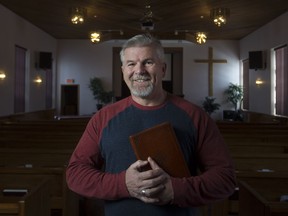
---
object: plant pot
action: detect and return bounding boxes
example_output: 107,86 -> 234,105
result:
223,110 -> 235,121
223,110 -> 243,121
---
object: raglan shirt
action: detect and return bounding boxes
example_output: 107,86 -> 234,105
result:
66,94 -> 236,216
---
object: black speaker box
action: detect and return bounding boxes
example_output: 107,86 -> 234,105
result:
249,51 -> 265,70
39,52 -> 52,69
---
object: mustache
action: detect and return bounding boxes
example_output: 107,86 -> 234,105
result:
132,74 -> 151,81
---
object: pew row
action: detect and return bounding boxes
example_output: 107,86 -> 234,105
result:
215,121 -> 288,216
225,171 -> 288,216
0,118 -> 88,215
0,120 -> 88,150
0,167 -> 78,216
0,109 -> 56,122
232,153 -> 288,172
0,148 -> 73,167
0,177 -> 50,216
239,176 -> 288,216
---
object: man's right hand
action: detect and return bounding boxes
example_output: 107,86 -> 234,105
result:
125,159 -> 167,203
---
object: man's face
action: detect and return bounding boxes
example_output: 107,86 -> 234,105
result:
121,46 -> 166,98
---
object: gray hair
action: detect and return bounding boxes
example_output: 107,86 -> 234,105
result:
120,34 -> 165,64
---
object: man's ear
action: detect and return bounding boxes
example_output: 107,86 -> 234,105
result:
162,63 -> 167,78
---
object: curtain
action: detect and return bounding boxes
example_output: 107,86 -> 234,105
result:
46,69 -> 53,109
242,59 -> 249,110
275,45 -> 288,116
14,46 -> 27,113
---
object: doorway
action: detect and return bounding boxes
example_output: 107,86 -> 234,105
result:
60,85 -> 79,116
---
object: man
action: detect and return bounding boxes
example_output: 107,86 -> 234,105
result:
66,34 -> 236,216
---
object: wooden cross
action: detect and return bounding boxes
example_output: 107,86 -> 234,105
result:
194,47 -> 227,96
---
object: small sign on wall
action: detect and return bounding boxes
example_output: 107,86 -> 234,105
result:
66,79 -> 75,84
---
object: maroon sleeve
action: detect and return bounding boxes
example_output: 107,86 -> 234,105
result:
66,115 -> 130,199
171,109 -> 236,207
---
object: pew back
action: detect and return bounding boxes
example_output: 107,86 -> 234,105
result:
0,148 -> 73,167
0,177 -> 50,216
0,167 -> 78,216
239,177 -> 288,216
0,113 -> 87,216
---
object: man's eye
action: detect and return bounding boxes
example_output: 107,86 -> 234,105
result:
127,63 -> 135,67
145,61 -> 154,66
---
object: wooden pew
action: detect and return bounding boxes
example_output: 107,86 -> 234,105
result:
0,167 -> 78,216
0,119 -> 88,150
0,109 -> 56,122
0,115 -> 91,216
238,176 -> 288,216
232,153 -> 288,172
1,113 -> 286,216
0,117 -> 89,215
0,177 -> 50,216
0,148 -> 73,168
215,120 -> 288,216
223,171 -> 288,216
217,121 -> 288,158
241,110 -> 288,124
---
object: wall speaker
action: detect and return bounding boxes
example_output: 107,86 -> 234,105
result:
39,52 -> 52,69
249,51 -> 265,70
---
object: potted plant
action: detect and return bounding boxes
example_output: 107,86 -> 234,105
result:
202,96 -> 221,116
224,83 -> 243,120
88,77 -> 113,110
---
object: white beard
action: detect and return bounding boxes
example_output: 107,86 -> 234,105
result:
130,75 -> 154,97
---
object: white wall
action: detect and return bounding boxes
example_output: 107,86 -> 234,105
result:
240,12 -> 288,114
0,4 -> 57,116
57,40 -> 116,115
57,39 -> 240,118
182,40 -> 240,119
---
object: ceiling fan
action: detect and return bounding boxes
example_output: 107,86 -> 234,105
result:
139,5 -> 161,31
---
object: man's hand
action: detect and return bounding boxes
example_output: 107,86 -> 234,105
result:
147,157 -> 174,205
125,157 -> 174,205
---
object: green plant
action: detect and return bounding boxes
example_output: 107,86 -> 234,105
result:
88,77 -> 113,105
202,96 -> 221,116
224,83 -> 243,111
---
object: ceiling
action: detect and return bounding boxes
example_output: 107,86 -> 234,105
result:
1,0 -> 287,42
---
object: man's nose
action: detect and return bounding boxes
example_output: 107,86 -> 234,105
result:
134,62 -> 145,74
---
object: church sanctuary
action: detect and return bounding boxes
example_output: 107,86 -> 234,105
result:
0,1 -> 287,216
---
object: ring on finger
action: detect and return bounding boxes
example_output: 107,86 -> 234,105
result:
141,189 -> 146,196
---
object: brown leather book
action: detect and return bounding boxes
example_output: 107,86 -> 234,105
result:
129,122 -> 190,177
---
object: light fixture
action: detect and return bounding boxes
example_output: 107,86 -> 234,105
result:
71,7 -> 86,24
89,30 -> 123,43
195,32 -> 207,44
0,72 -> 6,80
34,76 -> 42,84
210,8 -> 230,27
90,32 -> 101,43
140,5 -> 155,31
255,79 -> 264,85
174,30 -> 208,44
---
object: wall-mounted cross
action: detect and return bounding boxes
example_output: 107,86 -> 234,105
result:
194,47 -> 227,96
